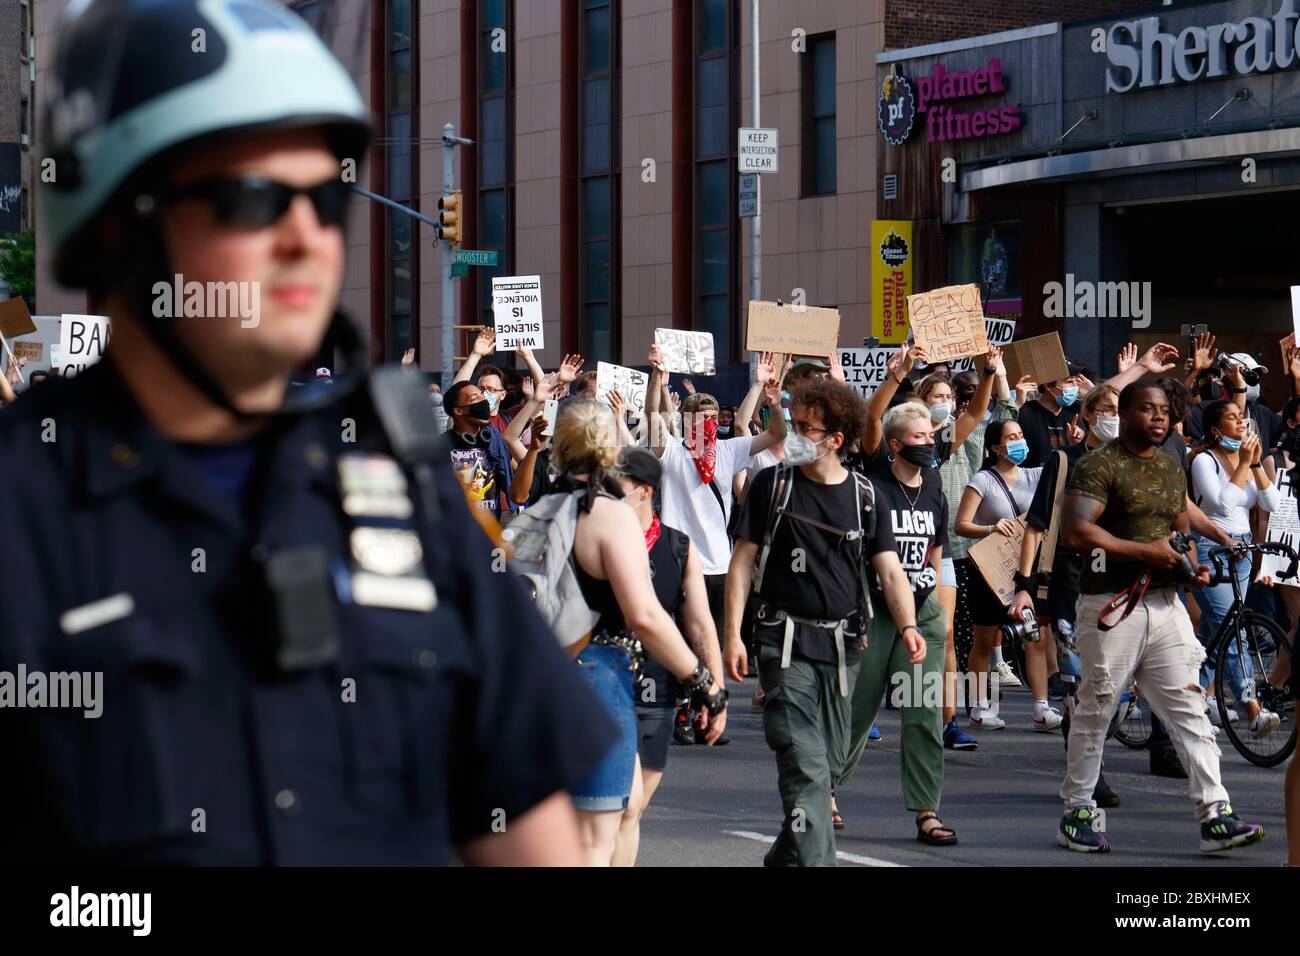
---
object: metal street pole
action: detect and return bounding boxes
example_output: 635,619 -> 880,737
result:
441,123 -> 458,387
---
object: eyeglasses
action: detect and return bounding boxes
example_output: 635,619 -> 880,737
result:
160,175 -> 352,229
480,385 -> 507,395
792,421 -> 829,439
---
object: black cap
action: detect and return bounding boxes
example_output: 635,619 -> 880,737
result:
619,446 -> 662,492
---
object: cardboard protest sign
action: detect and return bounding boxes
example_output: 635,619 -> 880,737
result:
654,328 -> 716,375
838,347 -> 898,400
950,317 -> 1016,373
967,517 -> 1026,607
1259,476 -> 1300,588
745,301 -> 840,357
596,361 -> 649,412
4,339 -> 42,378
0,296 -> 35,339
977,331 -> 1068,386
491,275 -> 544,350
905,284 -> 988,362
57,314 -> 111,378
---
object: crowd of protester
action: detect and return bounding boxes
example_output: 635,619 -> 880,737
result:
425,328 -> 1297,866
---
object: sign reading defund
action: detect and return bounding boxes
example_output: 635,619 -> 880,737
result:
1107,0 -> 1300,93
58,314 -> 111,378
491,275 -> 544,350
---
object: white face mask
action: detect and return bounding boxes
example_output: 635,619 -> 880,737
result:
485,392 -> 500,414
1091,414 -> 1119,442
784,432 -> 828,466
1246,384 -> 1261,403
928,402 -> 951,424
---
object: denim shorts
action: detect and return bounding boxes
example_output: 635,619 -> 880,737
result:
941,556 -> 956,590
570,643 -> 638,812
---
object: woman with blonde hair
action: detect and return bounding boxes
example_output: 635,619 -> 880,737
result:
550,401 -> 727,866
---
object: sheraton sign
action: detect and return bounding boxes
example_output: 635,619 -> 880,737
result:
1107,0 -> 1300,93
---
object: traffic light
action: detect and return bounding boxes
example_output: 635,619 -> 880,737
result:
437,190 -> 462,244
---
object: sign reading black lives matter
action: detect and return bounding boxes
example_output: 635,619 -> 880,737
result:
838,348 -> 898,399
58,314 -> 111,378
491,275 -> 544,350
654,328 -> 716,375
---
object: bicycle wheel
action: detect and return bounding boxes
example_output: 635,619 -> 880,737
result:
1113,692 -> 1152,749
1216,614 -> 1296,768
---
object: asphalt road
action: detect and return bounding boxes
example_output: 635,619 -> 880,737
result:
636,676 -> 1293,867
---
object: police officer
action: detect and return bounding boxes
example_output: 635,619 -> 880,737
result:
0,0 -> 615,865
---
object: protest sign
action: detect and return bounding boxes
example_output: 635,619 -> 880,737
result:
1259,474 -> 1300,588
4,339 -> 41,378
905,284 -> 988,362
968,517 -> 1027,607
491,275 -> 544,350
596,361 -> 649,412
976,331 -> 1068,386
1292,286 -> 1300,342
0,296 -> 35,339
838,347 -> 898,399
57,314 -> 111,378
951,317 -> 1016,373
654,328 -> 716,375
745,301 -> 840,357
1281,332 -> 1295,370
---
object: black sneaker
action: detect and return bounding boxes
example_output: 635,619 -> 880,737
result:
1200,802 -> 1265,853
1092,771 -> 1120,809
1047,673 -> 1069,702
1149,749 -> 1188,779
1057,807 -> 1110,853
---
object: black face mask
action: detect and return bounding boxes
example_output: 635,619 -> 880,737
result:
459,399 -> 491,423
899,443 -> 935,467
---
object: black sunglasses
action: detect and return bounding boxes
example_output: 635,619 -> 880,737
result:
159,175 -> 352,228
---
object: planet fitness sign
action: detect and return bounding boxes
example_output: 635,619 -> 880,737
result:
1107,0 -> 1300,93
880,58 -> 1022,145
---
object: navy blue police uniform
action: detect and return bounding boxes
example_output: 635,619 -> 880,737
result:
0,360 -> 615,865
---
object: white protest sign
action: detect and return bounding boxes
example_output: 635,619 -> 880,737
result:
1259,474 -> 1300,588
491,275 -> 544,350
596,361 -> 649,412
1291,286 -> 1300,342
951,317 -> 1017,373
57,314 -> 111,378
654,328 -> 716,375
838,348 -> 898,400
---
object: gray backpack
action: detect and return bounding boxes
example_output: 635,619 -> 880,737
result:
500,491 -> 601,650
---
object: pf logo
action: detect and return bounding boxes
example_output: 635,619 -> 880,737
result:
878,72 -> 916,146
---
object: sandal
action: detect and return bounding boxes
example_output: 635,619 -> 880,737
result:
915,812 -> 958,846
831,790 -> 845,830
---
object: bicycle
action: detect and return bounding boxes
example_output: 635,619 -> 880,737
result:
1112,681 -> 1152,749
1203,542 -> 1297,768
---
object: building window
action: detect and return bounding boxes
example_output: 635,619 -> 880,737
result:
478,0 -> 514,333
20,3 -> 28,57
385,0 -> 417,361
292,0 -> 326,35
694,0 -> 738,360
580,0 -> 620,361
802,33 -> 836,196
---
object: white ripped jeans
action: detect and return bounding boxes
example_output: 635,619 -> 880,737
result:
1061,589 -> 1230,823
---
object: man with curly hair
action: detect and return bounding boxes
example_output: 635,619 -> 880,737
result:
723,379 -> 919,866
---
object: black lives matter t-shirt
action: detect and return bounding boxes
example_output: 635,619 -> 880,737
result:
866,470 -> 949,612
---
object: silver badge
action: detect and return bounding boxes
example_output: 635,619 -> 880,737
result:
349,527 -> 424,577
338,454 -> 414,518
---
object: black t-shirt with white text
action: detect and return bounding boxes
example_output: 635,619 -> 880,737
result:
737,465 -> 872,664
865,469 -> 950,612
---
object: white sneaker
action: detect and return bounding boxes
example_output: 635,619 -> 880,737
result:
993,661 -> 1022,688
1208,704 -> 1239,726
970,710 -> 1006,730
1250,708 -> 1282,739
1033,706 -> 1064,732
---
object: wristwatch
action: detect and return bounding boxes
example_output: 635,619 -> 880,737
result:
1230,386 -> 1248,394
683,662 -> 714,695
982,365 -> 997,377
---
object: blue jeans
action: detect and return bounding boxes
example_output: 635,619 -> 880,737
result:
570,643 -> 638,811
1192,533 -> 1255,704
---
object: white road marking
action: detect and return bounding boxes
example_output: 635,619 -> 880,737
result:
723,830 -> 906,867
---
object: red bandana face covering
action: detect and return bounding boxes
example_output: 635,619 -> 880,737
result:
644,513 -> 662,551
687,417 -> 719,485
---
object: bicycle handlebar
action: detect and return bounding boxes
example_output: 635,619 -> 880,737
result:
1205,542 -> 1298,586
